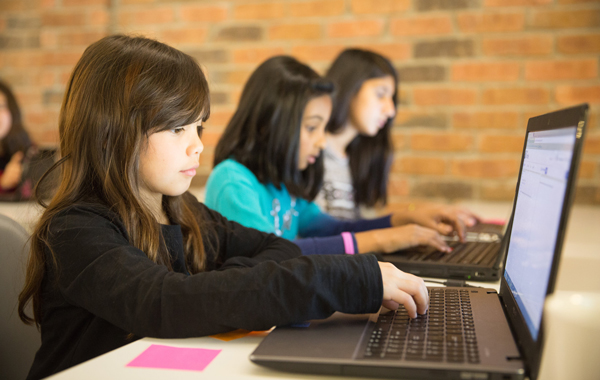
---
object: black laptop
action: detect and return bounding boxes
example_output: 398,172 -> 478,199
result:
250,104 -> 588,380
379,217 -> 510,281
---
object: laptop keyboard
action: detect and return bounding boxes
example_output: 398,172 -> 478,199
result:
363,288 -> 479,364
404,240 -> 500,267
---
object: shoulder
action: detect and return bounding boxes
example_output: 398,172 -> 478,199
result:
211,159 -> 257,182
206,159 -> 262,194
49,201 -> 125,232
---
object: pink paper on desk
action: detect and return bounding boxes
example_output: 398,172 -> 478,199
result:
126,344 -> 221,372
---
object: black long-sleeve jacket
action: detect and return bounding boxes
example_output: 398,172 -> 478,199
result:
27,195 -> 383,379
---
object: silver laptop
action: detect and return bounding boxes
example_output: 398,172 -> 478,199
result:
250,104 -> 588,380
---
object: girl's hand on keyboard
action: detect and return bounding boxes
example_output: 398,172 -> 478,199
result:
391,205 -> 468,242
355,224 -> 452,254
378,262 -> 429,319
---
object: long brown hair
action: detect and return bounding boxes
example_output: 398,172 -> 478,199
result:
18,35 -> 213,326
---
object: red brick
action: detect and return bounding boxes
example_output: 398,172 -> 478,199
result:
25,110 -> 60,128
457,12 -> 525,33
3,51 -> 44,68
269,24 -> 321,40
356,43 -> 411,60
555,85 -> 600,104
583,136 -> 600,154
410,133 -> 473,152
292,44 -> 347,62
413,88 -> 478,106
451,159 -> 520,178
0,0 -> 26,11
351,0 -> 410,14
453,112 -> 520,130
578,161 -> 597,179
391,131 -> 407,150
41,0 -> 55,9
289,0 -> 345,17
558,0 -> 599,3
180,5 -> 228,22
390,16 -> 453,36
221,70 -> 253,85
122,0 -> 154,4
387,177 -> 410,197
232,47 -> 286,64
479,134 -> 525,153
481,183 -> 517,201
395,111 -> 447,128
40,30 -> 58,49
57,31 -> 107,47
451,62 -> 520,82
393,156 -> 447,175
482,35 -> 553,56
525,59 -> 598,81
484,0 -> 551,6
234,2 -> 284,20
118,8 -> 174,26
44,51 -> 84,66
63,0 -> 108,6
39,129 -> 60,146
160,27 -> 209,46
42,10 -> 88,27
557,34 -> 600,55
531,9 -> 600,29
200,130 -> 224,148
89,10 -> 109,26
204,110 -> 234,128
199,148 -> 214,168
328,20 -> 384,38
482,87 -> 549,105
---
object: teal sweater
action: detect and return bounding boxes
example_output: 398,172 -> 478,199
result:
205,159 -> 392,255
205,159 -> 322,240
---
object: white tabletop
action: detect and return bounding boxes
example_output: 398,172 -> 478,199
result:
42,201 -> 600,379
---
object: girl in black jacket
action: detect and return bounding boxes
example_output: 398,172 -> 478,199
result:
18,35 -> 428,380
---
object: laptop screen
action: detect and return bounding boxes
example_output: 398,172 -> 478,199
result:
503,126 -> 577,341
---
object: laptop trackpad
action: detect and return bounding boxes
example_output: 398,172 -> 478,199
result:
252,312 -> 374,360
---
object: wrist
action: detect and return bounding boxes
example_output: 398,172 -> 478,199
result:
391,210 -> 414,226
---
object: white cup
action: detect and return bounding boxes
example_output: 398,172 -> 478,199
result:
539,291 -> 600,380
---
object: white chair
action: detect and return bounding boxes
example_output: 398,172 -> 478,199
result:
0,214 -> 40,379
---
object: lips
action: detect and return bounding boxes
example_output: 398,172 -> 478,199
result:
181,165 -> 199,177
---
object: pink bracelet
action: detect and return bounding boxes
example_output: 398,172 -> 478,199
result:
341,232 -> 355,255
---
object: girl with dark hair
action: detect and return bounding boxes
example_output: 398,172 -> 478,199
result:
18,36 -> 430,380
0,80 -> 34,195
206,56 -> 464,258
318,48 -> 478,225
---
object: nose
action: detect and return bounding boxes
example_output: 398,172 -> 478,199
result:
316,129 -> 327,150
188,129 -> 204,156
385,97 -> 396,118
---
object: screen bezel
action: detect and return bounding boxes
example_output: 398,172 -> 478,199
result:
498,104 -> 588,380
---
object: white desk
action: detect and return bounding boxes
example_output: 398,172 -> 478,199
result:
46,201 -> 600,380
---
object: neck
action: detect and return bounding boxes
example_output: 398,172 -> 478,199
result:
327,123 -> 359,158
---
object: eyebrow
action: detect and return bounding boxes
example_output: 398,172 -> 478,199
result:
304,115 -> 324,121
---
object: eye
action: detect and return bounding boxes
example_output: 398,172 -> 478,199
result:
171,127 -> 185,134
197,125 -> 204,138
305,125 -> 318,133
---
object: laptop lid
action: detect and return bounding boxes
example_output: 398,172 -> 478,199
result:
498,104 -> 588,380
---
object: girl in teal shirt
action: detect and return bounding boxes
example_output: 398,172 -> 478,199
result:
205,56 -> 465,256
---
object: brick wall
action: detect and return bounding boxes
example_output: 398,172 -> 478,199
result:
1,0 -> 599,207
